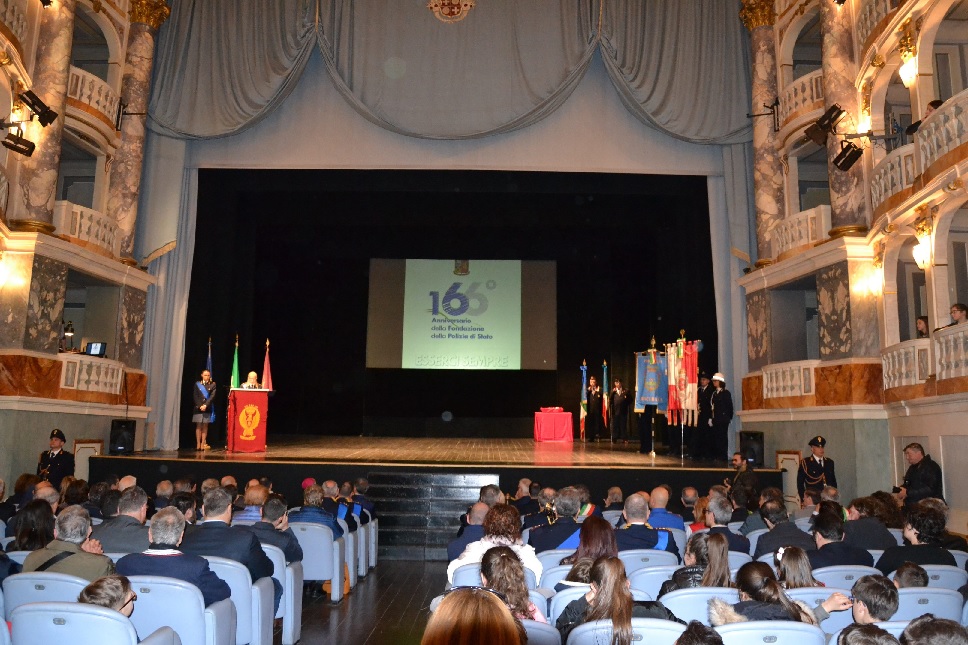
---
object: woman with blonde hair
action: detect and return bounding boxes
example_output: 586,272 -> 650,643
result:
480,546 -> 546,622
689,497 -> 710,533
659,532 -> 731,597
422,586 -> 525,645
775,546 -> 822,589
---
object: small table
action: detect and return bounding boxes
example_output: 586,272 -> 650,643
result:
534,411 -> 573,442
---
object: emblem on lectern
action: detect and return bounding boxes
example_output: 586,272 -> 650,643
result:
239,404 -> 260,439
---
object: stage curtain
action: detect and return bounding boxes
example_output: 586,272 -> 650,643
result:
598,0 -> 752,144
148,0 -> 316,139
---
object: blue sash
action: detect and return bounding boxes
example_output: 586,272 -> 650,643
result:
655,530 -> 670,552
196,382 -> 215,422
557,528 -> 582,550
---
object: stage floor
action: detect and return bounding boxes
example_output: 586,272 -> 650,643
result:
129,435 -> 735,471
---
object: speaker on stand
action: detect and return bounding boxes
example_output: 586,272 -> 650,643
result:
739,430 -> 765,467
110,419 -> 136,455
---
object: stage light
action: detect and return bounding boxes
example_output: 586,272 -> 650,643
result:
833,141 -> 863,171
40,0 -> 52,6
833,0 -> 846,4
19,89 -> 57,127
804,104 -> 846,145
2,129 -> 34,156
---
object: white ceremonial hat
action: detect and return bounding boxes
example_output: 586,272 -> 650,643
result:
712,373 -> 725,383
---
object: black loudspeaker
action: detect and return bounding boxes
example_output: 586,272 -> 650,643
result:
740,430 -> 765,467
110,419 -> 136,455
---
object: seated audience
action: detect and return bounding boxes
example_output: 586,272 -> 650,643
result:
845,497 -> 899,551
22,505 -> 115,580
172,477 -> 196,495
875,504 -> 956,574
870,491 -> 904,528
680,487 -> 699,524
6,499 -> 54,552
809,505 -> 874,568
837,624 -> 901,645
6,483 -> 59,537
7,474 -> 41,513
448,502 -> 487,561
480,545 -> 546,622
288,484 -> 344,539
510,478 -> 538,515
676,621 -> 725,645
321,479 -> 358,532
422,586 -> 526,645
705,495 -> 751,554
753,499 -> 815,559
79,574 -> 138,617
0,478 -> 15,523
555,557 -> 594,593
709,562 -> 817,625
775,546 -> 821,588
648,486 -> 685,531
560,515 -> 618,566
117,475 -> 137,492
728,487 -> 750,525
84,481 -> 109,520
708,485 -> 728,500
823,486 -> 841,505
918,498 -> 968,552
457,484 -> 504,536
740,487 -> 782,535
658,532 -> 730,597
528,486 -> 583,552
240,495 -> 304,563
351,477 -> 376,518
232,484 -> 269,524
614,493 -> 680,559
154,480 -> 173,510
602,486 -> 624,512
62,479 -> 90,508
171,491 -> 200,539
892,561 -> 928,589
795,489 -> 821,520
556,556 -> 683,643
688,496 -> 710,533
447,503 -> 540,584
899,613 -> 968,645
101,489 -> 122,519
574,484 -> 600,519
814,574 -> 897,627
521,486 -> 555,530
117,507 -> 230,607
0,549 -> 20,585
91,486 -> 150,553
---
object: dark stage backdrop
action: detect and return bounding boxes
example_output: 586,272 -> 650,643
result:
183,170 -> 718,446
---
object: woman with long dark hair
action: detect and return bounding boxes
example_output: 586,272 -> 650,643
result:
556,556 -> 683,644
775,546 -> 822,589
709,562 -> 817,625
6,499 -> 55,552
560,515 -> 618,565
480,546 -> 546,622
659,532 -> 731,597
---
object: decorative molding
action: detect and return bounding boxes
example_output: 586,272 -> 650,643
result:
128,0 -> 170,29
427,0 -> 475,23
740,0 -> 776,31
738,404 -> 888,422
0,396 -> 150,418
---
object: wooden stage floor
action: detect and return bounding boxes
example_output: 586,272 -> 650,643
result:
133,435 -> 732,470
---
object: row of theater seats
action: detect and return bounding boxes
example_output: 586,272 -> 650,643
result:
1,520 -> 377,645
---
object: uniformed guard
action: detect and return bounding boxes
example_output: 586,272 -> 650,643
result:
797,435 -> 836,501
37,428 -> 75,490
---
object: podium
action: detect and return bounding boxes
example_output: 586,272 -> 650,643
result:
227,388 -> 270,452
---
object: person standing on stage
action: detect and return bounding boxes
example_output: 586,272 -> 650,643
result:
585,376 -> 605,442
38,428 -> 75,490
241,371 -> 260,389
609,379 -> 630,444
709,372 -> 733,463
192,369 -> 216,451
691,371 -> 714,461
796,436 -> 837,502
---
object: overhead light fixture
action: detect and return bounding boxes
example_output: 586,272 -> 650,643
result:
804,104 -> 846,145
2,129 -> 34,156
898,57 -> 918,88
897,20 -> 918,88
19,89 -> 57,127
833,141 -> 863,171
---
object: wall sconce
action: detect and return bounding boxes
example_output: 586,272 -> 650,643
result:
912,239 -> 930,269
897,23 -> 918,88
19,90 -> 57,127
804,104 -> 846,145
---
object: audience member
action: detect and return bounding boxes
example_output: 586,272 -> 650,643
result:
91,486 -> 150,553
240,495 -> 304,563
795,489 -> 821,520
480,545 -> 546,622
602,486 -> 624,512
775,546 -> 821,588
63,479 -> 90,507
688,497 -> 709,533
321,479 -> 358,533
57,476 -> 76,506
116,507 -> 230,607
809,507 -> 874,568
823,486 -> 841,504
528,486 -> 583,552
837,624 -> 901,645
739,487 -> 782,535
458,484 -> 504,534
288,484 -> 344,539
0,478 -> 15,523
422,586 -> 525,645
680,487 -> 699,524
9,473 -> 41,510
838,575 -> 898,625
875,504 -> 956,574
101,489 -> 122,519
79,574 -> 138,617
447,504 -> 540,584
675,621 -> 725,645
5,499 -> 54,552
232,484 -> 269,523
556,556 -> 683,643
574,484 -> 600,519
118,475 -> 137,491
753,499 -> 815,559
555,557 -> 594,593
560,515 -> 618,566
845,497 -> 899,550
85,481 -> 109,519
870,492 -> 905,529
154,480 -> 173,510
658,532 -> 730,597
522,486 -> 556,530
0,548 -> 20,584
899,613 -> 968,645
918,498 -> 968,551
448,502 -> 487,561
22,505 -> 114,580
613,493 -> 680,560
6,483 -> 59,538
708,484 -> 728,500
172,477 -> 196,495
892,562 -> 928,589
705,496 -> 751,554
510,478 -> 538,515
709,562 -> 816,625
648,486 -> 685,531
171,491 -> 200,538
728,486 -> 750,524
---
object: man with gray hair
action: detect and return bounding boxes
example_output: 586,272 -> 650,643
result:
117,507 -> 230,607
321,479 -> 358,533
523,486 -> 557,530
22,505 -> 114,580
528,486 -> 583,552
614,493 -> 680,561
705,495 -> 751,554
154,480 -> 174,510
91,485 -> 150,552
7,481 -> 61,538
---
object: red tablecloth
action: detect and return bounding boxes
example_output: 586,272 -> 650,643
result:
534,411 -> 573,442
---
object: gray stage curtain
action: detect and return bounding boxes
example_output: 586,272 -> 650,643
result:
599,0 -> 753,144
315,0 -> 598,139
148,0 -> 316,138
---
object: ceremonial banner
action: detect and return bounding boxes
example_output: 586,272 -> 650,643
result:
665,342 -> 682,424
262,339 -> 274,391
227,388 -> 268,452
602,362 -> 609,428
579,362 -> 588,441
204,339 -> 216,423
635,352 -> 668,412
666,339 -> 701,426
681,340 -> 700,426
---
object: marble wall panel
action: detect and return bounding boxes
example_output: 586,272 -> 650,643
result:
815,363 -> 883,405
117,286 -> 146,369
747,291 -> 772,370
0,354 -> 61,397
0,252 -> 33,349
848,261 -> 881,358
743,374 -> 764,410
124,371 -> 147,406
817,261 -> 851,359
23,255 -> 67,353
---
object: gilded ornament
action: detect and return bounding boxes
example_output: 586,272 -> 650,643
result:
870,54 -> 885,68
427,0 -> 475,23
872,240 -> 885,268
740,0 -> 775,31
129,0 -> 170,29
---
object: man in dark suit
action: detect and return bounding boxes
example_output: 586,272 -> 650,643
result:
180,487 -> 279,610
351,478 -> 376,519
522,487 -> 556,530
808,509 -> 873,569
528,487 -> 583,553
609,379 -> 631,444
896,442 -> 944,507
321,480 -> 358,533
240,496 -> 303,564
116,507 -> 230,607
37,429 -> 75,490
585,376 -> 605,442
709,373 -> 733,462
288,485 -> 344,539
91,486 -> 150,553
613,494 -> 680,562
706,495 -> 750,554
691,372 -> 714,460
510,479 -> 539,516
447,502 -> 487,561
797,436 -> 837,502
752,500 -> 816,559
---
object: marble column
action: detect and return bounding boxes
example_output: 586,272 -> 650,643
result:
11,0 -> 76,234
106,0 -> 170,264
818,0 -> 871,236
741,0 -> 785,267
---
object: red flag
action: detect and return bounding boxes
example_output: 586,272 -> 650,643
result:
262,339 -> 273,391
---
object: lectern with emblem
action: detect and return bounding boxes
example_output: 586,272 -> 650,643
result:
227,388 -> 269,452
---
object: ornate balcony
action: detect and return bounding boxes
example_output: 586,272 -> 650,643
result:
772,205 -> 831,259
66,66 -> 120,146
870,143 -> 916,217
778,70 -> 824,134
854,0 -> 902,56
58,353 -> 124,395
52,201 -> 120,258
0,0 -> 28,57
763,360 -> 821,399
917,91 -> 968,185
936,324 -> 968,382
881,338 -> 930,390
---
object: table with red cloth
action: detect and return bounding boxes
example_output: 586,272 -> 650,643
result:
533,411 -> 573,442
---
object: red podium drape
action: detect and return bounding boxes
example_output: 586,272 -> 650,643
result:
227,388 -> 269,452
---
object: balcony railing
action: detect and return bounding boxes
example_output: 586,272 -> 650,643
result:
0,0 -> 28,54
917,91 -> 968,180
881,338 -> 930,389
870,143 -> 916,214
778,70 -> 824,130
936,324 -> 968,382
772,205 -> 831,258
52,201 -> 120,258
59,354 -> 124,395
854,0 -> 901,54
66,66 -> 120,130
763,360 -> 821,399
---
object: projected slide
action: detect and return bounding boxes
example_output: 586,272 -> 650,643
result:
402,260 -> 521,369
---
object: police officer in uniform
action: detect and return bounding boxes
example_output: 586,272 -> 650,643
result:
797,435 -> 836,502
691,371 -> 714,460
37,428 -> 75,490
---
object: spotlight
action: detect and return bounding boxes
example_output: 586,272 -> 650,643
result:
39,0 -> 52,6
833,0 -> 846,4
2,130 -> 34,156
833,141 -> 863,171
19,89 -> 57,127
804,104 -> 846,145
